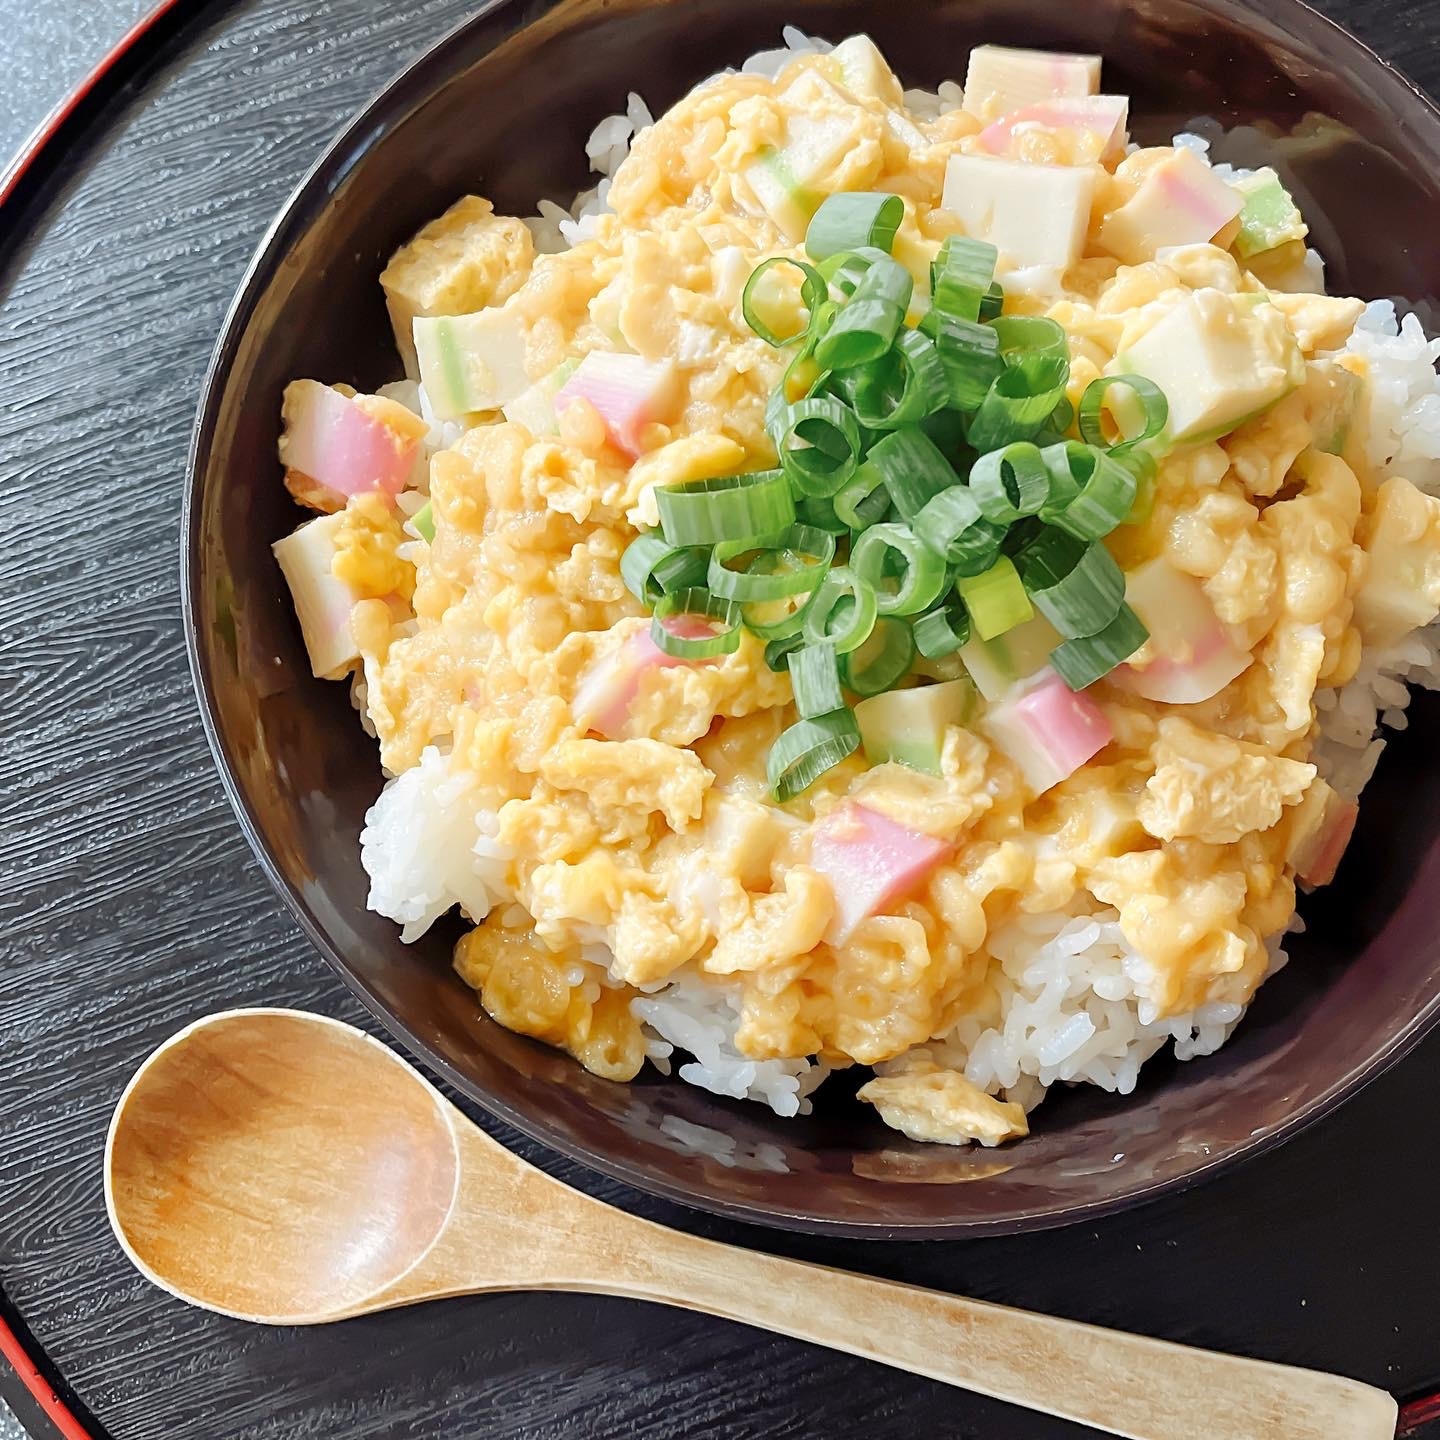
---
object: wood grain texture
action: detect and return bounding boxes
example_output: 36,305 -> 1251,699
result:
3,0 -> 1440,1437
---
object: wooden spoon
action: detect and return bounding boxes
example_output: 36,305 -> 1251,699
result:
104,1009 -> 1395,1440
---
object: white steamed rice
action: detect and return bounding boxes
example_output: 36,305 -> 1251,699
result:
632,971 -> 830,1118
360,745 -> 511,943
357,29 -> 1440,1128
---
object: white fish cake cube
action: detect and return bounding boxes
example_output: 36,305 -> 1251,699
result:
962,45 -> 1102,120
1117,289 -> 1301,441
942,154 -> 1097,271
412,304 -> 529,418
1098,149 -> 1244,264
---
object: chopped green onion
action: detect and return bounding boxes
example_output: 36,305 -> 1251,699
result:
707,524 -> 836,603
818,245 -> 892,300
764,631 -> 806,671
850,522 -> 948,616
1039,442 -> 1138,542
833,460 -> 893,531
806,193 -> 905,261
913,595 -> 972,658
802,565 -> 878,654
781,344 -> 827,405
1044,393 -> 1075,439
919,405 -> 969,455
664,245 -> 1167,784
650,589 -> 743,658
795,495 -> 851,534
1122,451 -> 1157,525
1078,374 -> 1169,451
621,534 -> 710,604
768,709 -> 861,802
841,616 -> 917,696
1018,528 -> 1126,640
966,355 -> 1070,452
913,485 -> 1006,576
968,441 -> 1052,525
788,642 -> 846,716
656,468 -> 796,547
868,428 -> 960,522
410,501 -> 435,543
929,315 -> 1004,410
1049,602 -> 1149,690
955,554 -> 1033,640
742,591 -> 811,641
741,256 -> 826,348
930,235 -> 999,323
1117,444 -> 1158,486
991,314 -> 1069,366
814,256 -> 912,370
771,395 -> 863,497
849,327 -> 948,430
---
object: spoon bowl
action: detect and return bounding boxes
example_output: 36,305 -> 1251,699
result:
106,1010 -> 460,1323
105,1008 -> 1398,1440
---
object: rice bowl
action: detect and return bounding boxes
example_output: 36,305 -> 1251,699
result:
258,23 -> 1440,1158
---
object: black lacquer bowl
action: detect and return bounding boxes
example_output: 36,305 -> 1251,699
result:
185,0 -> 1440,1235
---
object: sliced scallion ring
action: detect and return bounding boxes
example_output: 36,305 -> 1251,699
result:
795,496 -> 850,534
1047,393 -> 1075,437
913,595 -> 971,658
840,616 -> 917,697
650,589 -> 743,658
849,327 -> 948,430
788,642 -> 845,717
1122,450 -> 1158,526
656,468 -> 796,547
814,255 -> 913,371
955,554 -> 1033,641
1049,601 -> 1149,690
868,427 -> 960,523
990,314 -> 1069,366
707,524 -> 836,603
1078,374 -> 1169,451
913,485 -> 1006,577
621,534 -> 710,605
1018,527 -> 1126,640
801,566 -> 879,654
818,245 -> 893,300
805,193 -> 904,261
833,460 -> 892,531
850,522 -> 948,617
929,314 -> 1004,410
968,441 -> 1052,525
966,354 -> 1070,452
1039,442 -> 1138,542
772,395 -> 863,497
930,235 -> 999,323
763,631 -> 806,672
767,709 -> 862,802
741,256 -> 826,348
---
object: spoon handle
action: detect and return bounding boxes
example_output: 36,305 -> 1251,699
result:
558,1216 -> 1396,1440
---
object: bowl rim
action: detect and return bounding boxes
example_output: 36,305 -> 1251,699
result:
183,0 -> 1440,1238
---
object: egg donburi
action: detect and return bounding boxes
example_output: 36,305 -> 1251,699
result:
271,36 -> 1440,1147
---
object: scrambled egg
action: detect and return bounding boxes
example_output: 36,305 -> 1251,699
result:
858,1063 -> 1029,1147
282,39 -> 1440,1148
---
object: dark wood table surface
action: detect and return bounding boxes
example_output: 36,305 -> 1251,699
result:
4,1 -> 1440,1437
